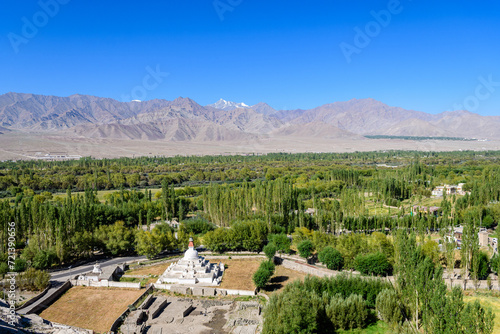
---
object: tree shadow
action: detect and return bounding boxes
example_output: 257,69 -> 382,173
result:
263,275 -> 289,292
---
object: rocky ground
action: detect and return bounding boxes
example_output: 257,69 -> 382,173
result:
0,300 -> 91,334
123,295 -> 263,334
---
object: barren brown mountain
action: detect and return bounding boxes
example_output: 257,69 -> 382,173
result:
1,93 -> 499,145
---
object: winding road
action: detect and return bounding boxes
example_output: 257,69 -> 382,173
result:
17,255 -> 146,315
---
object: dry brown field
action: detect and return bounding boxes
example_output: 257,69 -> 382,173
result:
218,258 -> 262,290
125,262 -> 171,276
39,286 -> 144,333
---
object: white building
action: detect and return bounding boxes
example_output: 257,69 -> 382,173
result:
157,237 -> 224,285
77,263 -> 124,282
432,183 -> 468,197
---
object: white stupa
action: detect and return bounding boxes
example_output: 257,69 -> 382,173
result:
157,237 -> 224,285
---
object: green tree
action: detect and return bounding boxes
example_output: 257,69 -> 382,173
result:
263,287 -> 328,334
297,240 -> 315,260
263,242 -> 277,261
355,252 -> 392,276
269,234 -> 290,258
318,246 -> 344,270
96,221 -> 134,255
375,288 -> 403,327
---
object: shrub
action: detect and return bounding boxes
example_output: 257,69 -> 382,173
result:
14,258 -> 27,272
355,252 -> 392,276
318,246 -> 344,270
375,288 -> 403,326
0,262 -> 8,276
18,268 -> 50,291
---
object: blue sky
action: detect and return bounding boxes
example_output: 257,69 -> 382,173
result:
1,0 -> 500,115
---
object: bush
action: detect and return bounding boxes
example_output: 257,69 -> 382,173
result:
375,288 -> 403,326
355,252 -> 392,276
326,293 -> 368,330
18,268 -> 50,291
14,258 -> 27,272
263,242 -> 277,261
318,246 -> 344,270
297,240 -> 315,259
0,262 -> 8,276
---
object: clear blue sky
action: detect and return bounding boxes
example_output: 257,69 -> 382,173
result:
1,0 -> 500,115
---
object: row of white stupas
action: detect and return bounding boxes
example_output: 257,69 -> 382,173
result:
157,237 -> 224,285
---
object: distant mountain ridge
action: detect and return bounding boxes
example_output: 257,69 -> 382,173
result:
1,92 -> 499,141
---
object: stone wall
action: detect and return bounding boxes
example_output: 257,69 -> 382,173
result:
278,257 -> 337,278
109,285 -> 153,333
71,279 -> 141,289
15,282 -> 51,312
152,283 -> 256,297
279,256 -> 497,291
29,280 -> 72,315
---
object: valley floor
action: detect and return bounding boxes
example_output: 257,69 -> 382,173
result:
1,132 -> 500,160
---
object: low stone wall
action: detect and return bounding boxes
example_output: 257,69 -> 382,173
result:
154,283 -> 172,290
139,294 -> 154,309
151,298 -> 169,319
15,282 -> 51,312
152,283 -> 256,297
29,280 -> 72,315
278,257 -> 337,278
224,289 -> 256,296
71,279 -> 141,289
279,256 -> 497,291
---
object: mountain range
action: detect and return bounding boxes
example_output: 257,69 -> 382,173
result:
0,92 -> 499,142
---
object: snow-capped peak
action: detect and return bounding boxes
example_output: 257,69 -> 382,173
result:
208,98 -> 250,111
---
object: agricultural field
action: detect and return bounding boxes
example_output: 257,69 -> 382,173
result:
39,287 -> 144,333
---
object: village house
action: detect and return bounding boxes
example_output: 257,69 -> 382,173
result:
432,183 -> 468,197
412,205 -> 441,216
450,226 -> 497,253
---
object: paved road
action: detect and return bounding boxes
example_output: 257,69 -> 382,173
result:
17,255 -> 146,315
50,256 -> 146,281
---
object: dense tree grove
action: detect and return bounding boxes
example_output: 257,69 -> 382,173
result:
1,150 -> 499,331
